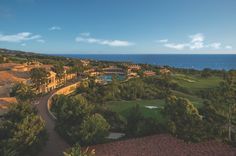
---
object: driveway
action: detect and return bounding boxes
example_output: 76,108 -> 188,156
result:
36,91 -> 69,156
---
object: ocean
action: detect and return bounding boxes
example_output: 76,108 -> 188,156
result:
55,54 -> 236,70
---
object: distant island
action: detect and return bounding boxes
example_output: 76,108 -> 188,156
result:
0,48 -> 236,156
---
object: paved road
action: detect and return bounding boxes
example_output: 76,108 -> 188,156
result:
36,91 -> 69,156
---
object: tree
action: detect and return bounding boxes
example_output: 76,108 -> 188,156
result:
164,96 -> 204,142
52,63 -> 65,83
220,71 -> 236,141
4,102 -> 37,123
29,68 -> 49,92
52,95 -> 110,145
77,80 -> 89,93
63,144 -> 95,156
199,101 -> 226,139
10,83 -> 35,102
201,68 -> 212,78
0,55 -> 4,63
96,107 -> 127,131
126,104 -> 144,136
70,65 -> 84,77
0,103 -> 47,156
52,95 -> 93,143
6,115 -> 47,156
79,113 -> 110,145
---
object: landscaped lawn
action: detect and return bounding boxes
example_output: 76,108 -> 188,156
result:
172,74 -> 222,93
104,74 -> 221,124
106,99 -> 166,123
172,90 -> 204,107
106,92 -> 204,124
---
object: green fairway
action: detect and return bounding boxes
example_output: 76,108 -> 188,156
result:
106,99 -> 166,123
172,90 -> 204,107
172,74 -> 222,93
104,73 -> 217,123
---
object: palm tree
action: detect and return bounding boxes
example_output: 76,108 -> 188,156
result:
29,67 -> 49,93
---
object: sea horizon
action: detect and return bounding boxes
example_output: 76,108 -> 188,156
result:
53,54 -> 236,70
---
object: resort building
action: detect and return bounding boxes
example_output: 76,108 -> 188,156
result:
84,68 -> 96,74
37,66 -> 78,94
11,65 -> 29,72
127,72 -> 139,79
0,62 -> 78,95
10,61 -> 52,73
89,71 -> 101,77
160,68 -> 171,74
102,66 -> 126,75
128,64 -> 141,71
38,71 -> 57,93
62,66 -> 77,82
80,59 -> 90,67
143,70 -> 156,77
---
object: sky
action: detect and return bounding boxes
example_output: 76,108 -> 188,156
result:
0,0 -> 235,54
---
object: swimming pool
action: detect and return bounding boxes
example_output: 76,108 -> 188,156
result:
100,75 -> 126,82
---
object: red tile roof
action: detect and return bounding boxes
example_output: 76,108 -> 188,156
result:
89,134 -> 236,156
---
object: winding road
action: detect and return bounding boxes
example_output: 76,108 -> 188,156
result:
36,90 -> 69,156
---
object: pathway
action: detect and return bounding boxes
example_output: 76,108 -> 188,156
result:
36,90 -> 69,156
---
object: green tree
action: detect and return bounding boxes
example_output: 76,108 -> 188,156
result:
63,144 -> 95,156
199,101 -> 226,139
10,83 -> 35,102
52,95 -> 94,144
201,68 -> 212,78
0,55 -> 4,63
79,113 -> 110,145
126,104 -> 144,136
5,115 -> 47,156
0,103 -> 47,156
77,80 -> 89,93
164,96 -> 204,142
29,68 -> 49,92
4,102 -> 37,123
220,71 -> 236,141
52,63 -> 65,83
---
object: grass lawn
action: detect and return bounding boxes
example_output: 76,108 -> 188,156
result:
106,92 -> 203,124
106,99 -> 166,123
172,90 -> 204,107
172,74 -> 222,93
105,73 -> 222,124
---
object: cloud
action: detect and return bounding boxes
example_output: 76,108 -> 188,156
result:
164,43 -> 188,50
189,42 -> 204,50
156,39 -> 168,43
75,34 -> 134,47
160,33 -> 230,51
208,42 -> 221,49
0,32 -> 41,42
225,45 -> 232,50
37,39 -> 45,43
189,33 -> 205,43
49,26 -> 61,31
188,33 -> 205,50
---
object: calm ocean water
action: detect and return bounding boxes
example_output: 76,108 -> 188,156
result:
56,54 -> 236,70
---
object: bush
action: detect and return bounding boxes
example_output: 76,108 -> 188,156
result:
0,103 -> 47,156
79,114 -> 110,145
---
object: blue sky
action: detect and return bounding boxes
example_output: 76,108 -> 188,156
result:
0,0 -> 235,54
